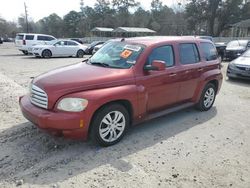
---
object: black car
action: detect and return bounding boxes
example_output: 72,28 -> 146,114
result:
215,42 -> 227,60
85,41 -> 105,55
225,40 -> 250,61
227,49 -> 250,80
0,37 -> 3,44
70,38 -> 83,44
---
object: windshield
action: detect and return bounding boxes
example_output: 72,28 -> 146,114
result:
49,40 -> 58,45
227,40 -> 248,48
242,49 -> 250,57
89,41 -> 144,69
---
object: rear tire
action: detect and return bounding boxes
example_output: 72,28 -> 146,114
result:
42,49 -> 52,58
77,50 -> 84,58
196,83 -> 216,111
90,104 -> 129,147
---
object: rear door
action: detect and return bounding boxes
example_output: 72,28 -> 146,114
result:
178,43 -> 203,102
25,34 -> 35,51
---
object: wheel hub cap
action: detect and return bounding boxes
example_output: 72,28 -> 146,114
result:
99,111 -> 125,142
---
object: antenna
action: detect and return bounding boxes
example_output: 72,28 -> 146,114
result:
24,2 -> 29,33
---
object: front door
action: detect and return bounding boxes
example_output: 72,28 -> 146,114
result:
136,45 -> 180,114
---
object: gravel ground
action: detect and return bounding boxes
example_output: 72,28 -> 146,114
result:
0,43 -> 250,188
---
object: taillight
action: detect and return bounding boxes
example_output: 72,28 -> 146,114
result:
23,40 -> 26,45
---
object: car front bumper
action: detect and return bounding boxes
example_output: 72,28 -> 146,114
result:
227,66 -> 250,80
19,95 -> 89,140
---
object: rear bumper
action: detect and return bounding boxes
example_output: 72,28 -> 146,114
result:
19,95 -> 89,140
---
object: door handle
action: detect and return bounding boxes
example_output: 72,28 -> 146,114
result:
185,70 -> 190,74
198,68 -> 204,72
169,73 -> 177,77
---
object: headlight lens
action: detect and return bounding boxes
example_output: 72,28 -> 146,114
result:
228,62 -> 237,70
57,98 -> 88,112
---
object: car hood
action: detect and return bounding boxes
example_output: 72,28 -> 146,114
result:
226,46 -> 245,51
232,56 -> 250,66
33,62 -> 135,109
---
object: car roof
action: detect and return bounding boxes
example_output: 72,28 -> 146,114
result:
16,33 -> 54,37
119,36 -> 212,46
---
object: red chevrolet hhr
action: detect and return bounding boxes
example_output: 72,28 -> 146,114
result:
20,36 -> 223,146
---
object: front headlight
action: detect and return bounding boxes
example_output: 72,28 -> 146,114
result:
57,98 -> 88,112
228,62 -> 237,70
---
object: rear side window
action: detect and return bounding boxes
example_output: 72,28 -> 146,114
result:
67,41 -> 78,46
25,35 -> 34,40
16,35 -> 24,40
147,45 -> 174,67
200,42 -> 217,61
179,43 -> 200,64
37,36 -> 55,41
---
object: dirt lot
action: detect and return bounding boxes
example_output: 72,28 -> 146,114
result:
0,43 -> 250,188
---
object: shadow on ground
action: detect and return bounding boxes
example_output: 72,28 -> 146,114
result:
0,107 -> 217,185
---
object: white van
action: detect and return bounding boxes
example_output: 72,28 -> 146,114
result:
15,33 -> 56,55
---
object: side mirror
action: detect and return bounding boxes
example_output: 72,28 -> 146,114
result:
144,60 -> 166,71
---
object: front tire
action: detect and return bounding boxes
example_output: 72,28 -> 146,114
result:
42,49 -> 52,58
90,104 -> 129,146
77,50 -> 84,58
196,83 -> 216,111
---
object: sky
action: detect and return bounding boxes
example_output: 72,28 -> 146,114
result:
0,0 -> 177,22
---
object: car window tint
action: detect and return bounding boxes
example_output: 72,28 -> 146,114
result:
25,35 -> 34,40
16,35 -> 24,40
67,41 -> 78,46
200,42 -> 217,61
179,43 -> 200,64
147,45 -> 174,67
55,41 -> 65,46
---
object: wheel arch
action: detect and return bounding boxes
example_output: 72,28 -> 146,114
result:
87,99 -> 133,139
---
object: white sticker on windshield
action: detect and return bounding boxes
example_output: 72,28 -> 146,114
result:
124,45 -> 141,52
126,60 -> 136,64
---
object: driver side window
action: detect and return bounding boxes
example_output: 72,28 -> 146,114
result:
146,45 -> 174,67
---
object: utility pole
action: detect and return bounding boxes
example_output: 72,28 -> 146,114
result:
24,2 -> 29,33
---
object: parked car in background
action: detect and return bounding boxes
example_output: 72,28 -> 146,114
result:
70,38 -> 83,44
15,33 -> 56,55
215,42 -> 227,60
92,43 -> 106,54
0,37 -> 3,44
3,37 -> 14,42
32,39 -> 88,58
20,36 -> 222,146
227,49 -> 250,80
224,40 -> 250,61
85,41 -> 105,55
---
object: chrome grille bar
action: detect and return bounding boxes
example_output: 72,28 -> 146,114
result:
30,84 -> 48,109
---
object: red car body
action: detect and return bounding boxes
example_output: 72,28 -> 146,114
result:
19,37 -> 223,141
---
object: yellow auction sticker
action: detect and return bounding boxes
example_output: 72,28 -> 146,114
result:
120,49 -> 133,59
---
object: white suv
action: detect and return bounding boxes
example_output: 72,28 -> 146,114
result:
15,33 -> 56,55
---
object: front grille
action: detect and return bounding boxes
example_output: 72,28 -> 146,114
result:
30,84 -> 48,109
236,66 -> 250,71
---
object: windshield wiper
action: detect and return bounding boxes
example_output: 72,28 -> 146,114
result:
90,62 -> 110,67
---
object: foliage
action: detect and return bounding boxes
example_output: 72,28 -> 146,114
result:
0,0 -> 250,38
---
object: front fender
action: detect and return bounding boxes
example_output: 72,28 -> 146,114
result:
54,85 -> 138,134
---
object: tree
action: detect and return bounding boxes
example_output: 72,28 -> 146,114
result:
63,11 -> 82,37
37,14 -> 63,37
